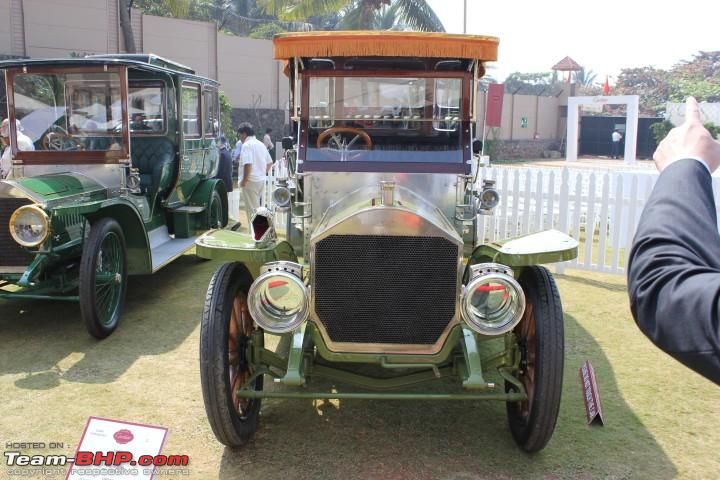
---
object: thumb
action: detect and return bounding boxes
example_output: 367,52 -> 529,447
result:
685,96 -> 702,125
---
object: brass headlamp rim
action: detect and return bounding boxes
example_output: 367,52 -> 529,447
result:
9,204 -> 51,248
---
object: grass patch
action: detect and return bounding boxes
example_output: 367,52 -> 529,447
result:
1,258 -> 718,479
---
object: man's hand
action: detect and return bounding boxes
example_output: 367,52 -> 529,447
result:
240,164 -> 252,188
654,97 -> 720,173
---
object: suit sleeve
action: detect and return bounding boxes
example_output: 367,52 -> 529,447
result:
628,158 -> 720,384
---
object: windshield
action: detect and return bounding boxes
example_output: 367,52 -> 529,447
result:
306,76 -> 464,165
9,70 -> 125,153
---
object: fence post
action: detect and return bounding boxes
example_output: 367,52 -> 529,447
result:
584,173 -> 596,269
610,173 -> 624,273
597,173 -> 610,272
556,168 -> 570,274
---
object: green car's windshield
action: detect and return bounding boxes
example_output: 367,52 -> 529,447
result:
10,71 -> 125,152
306,76 -> 464,164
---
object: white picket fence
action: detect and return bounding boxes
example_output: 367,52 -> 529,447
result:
229,162 -> 720,276
477,165 -> 720,275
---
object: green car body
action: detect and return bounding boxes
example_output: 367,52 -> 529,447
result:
0,55 -> 228,337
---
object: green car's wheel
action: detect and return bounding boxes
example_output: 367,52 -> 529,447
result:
79,218 -> 128,339
200,262 -> 263,448
506,266 -> 564,453
208,189 -> 226,229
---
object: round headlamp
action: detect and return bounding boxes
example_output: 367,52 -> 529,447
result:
247,261 -> 309,333
479,187 -> 500,210
9,205 -> 51,248
461,263 -> 525,336
272,186 -> 291,208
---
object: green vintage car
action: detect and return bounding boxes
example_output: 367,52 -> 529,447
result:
0,55 -> 228,338
197,32 -> 578,452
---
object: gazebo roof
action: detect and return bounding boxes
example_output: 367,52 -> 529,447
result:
273,31 -> 499,61
552,56 -> 582,71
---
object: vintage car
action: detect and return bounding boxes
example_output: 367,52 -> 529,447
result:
196,32 -> 578,452
0,54 -> 228,338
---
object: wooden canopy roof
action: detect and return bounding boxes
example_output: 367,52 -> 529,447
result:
273,31 -> 499,62
552,56 -> 582,71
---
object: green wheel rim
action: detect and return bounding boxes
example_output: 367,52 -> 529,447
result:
94,231 -> 124,326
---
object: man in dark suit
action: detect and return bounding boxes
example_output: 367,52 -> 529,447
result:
628,97 -> 720,385
215,136 -> 234,194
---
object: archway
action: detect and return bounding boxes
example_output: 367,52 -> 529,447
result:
566,95 -> 640,165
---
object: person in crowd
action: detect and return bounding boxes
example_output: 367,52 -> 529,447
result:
237,122 -> 272,230
263,127 -> 274,161
611,129 -> 623,159
628,97 -> 720,385
231,127 -> 243,181
1,118 -> 35,179
215,135 -> 233,194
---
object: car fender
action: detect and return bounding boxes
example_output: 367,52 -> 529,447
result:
466,229 -> 578,278
195,229 -> 297,278
188,178 -> 228,228
83,201 -> 152,275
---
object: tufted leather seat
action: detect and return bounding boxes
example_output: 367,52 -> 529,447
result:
130,137 -> 176,198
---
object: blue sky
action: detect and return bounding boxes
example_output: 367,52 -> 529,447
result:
427,0 -> 720,84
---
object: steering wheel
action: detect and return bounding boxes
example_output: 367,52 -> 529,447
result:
316,127 -> 373,161
42,127 -> 85,151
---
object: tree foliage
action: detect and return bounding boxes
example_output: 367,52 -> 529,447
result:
614,66 -> 671,116
132,0 -> 190,17
575,68 -> 596,88
503,72 -> 564,96
249,22 -> 288,38
219,91 -> 237,144
258,0 -> 443,31
614,51 -> 720,116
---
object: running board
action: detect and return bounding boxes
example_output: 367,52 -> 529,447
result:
147,226 -> 198,272
169,205 -> 206,213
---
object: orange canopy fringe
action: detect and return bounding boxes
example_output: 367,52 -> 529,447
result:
273,31 -> 499,62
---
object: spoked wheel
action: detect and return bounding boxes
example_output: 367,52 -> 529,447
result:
79,218 -> 128,339
506,266 -> 564,453
200,262 -> 264,447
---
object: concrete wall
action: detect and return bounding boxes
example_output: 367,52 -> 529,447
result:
0,0 -> 287,113
217,33 -> 288,110
666,101 -> 720,126
22,0 -> 117,57
0,0 -> 14,57
142,15 -> 216,79
476,90 -> 562,142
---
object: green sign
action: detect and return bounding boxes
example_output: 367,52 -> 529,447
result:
521,117 -> 528,128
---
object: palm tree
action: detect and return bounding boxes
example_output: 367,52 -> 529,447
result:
575,68 -> 597,88
258,0 -> 444,31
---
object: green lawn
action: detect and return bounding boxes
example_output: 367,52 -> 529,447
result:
1,254 -> 718,479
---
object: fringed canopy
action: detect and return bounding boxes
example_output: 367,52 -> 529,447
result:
273,31 -> 499,62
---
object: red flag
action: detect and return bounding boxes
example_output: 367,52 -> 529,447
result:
602,76 -> 610,95
486,83 -> 504,127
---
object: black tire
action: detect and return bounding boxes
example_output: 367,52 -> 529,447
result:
79,218 -> 128,339
506,266 -> 564,453
208,189 -> 227,229
200,262 -> 263,447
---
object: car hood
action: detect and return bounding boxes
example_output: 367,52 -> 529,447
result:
0,173 -> 109,204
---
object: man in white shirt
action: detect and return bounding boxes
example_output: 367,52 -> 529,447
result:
238,123 -> 272,230
611,129 -> 623,159
1,119 -> 35,179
